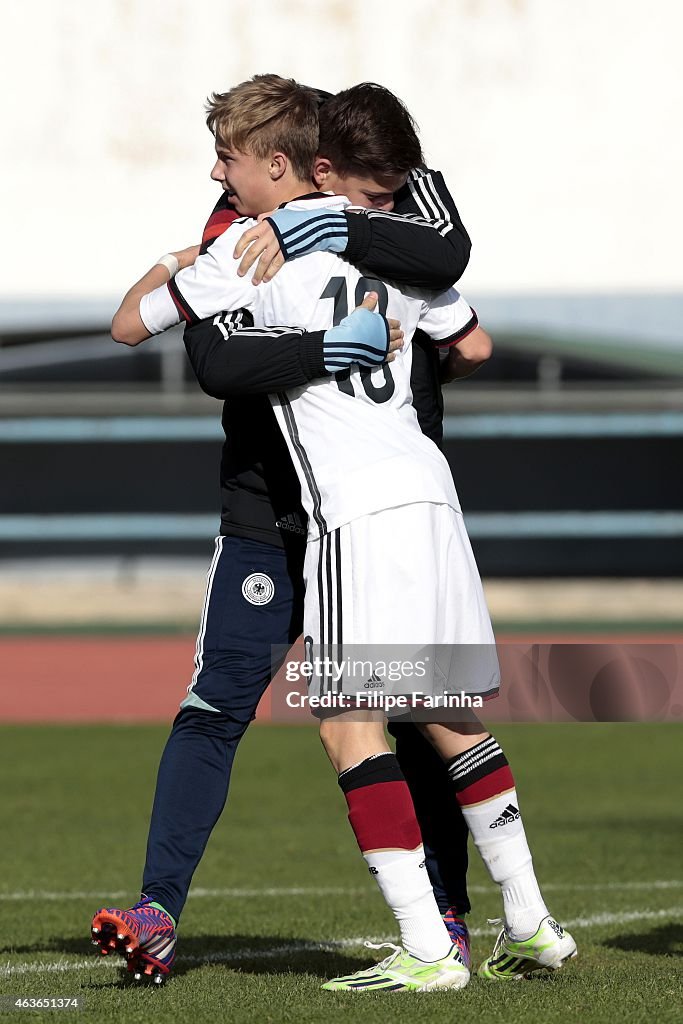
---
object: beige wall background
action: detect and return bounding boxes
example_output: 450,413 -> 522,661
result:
2,0 -> 681,299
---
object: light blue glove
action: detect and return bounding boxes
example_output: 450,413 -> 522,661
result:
266,208 -> 348,259
322,306 -> 390,372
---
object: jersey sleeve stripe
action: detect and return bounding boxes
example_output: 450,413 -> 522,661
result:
432,308 -> 479,348
167,277 -> 199,324
363,208 -> 450,231
406,173 -> 454,237
212,309 -> 247,335
227,326 -> 304,338
406,177 -> 433,220
420,173 -> 454,230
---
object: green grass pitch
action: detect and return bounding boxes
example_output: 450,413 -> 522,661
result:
0,723 -> 681,1023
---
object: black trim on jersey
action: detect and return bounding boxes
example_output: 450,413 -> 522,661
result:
277,191 -> 330,208
316,528 -> 343,695
317,536 -> 326,696
277,393 -> 327,536
334,527 -> 343,662
433,308 -> 479,349
168,276 -> 200,324
326,532 -> 336,692
326,531 -> 334,678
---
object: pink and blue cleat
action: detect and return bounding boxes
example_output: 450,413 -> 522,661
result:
91,897 -> 176,984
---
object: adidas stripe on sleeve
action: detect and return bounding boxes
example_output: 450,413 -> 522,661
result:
403,168 -> 455,236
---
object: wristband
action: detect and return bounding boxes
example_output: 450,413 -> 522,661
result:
155,253 -> 180,278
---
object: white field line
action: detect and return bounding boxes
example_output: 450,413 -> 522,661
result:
1,906 -> 681,978
0,887 -> 363,902
0,880 -> 681,902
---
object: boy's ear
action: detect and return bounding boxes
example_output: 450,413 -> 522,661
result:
269,152 -> 288,181
313,157 -> 333,187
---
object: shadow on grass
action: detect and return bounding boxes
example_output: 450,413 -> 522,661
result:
1,933 -> 368,985
602,923 -> 683,958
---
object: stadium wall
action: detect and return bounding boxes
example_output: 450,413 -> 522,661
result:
1,418 -> 681,575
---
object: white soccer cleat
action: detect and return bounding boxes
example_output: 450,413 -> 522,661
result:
478,915 -> 577,980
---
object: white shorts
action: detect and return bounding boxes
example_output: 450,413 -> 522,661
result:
302,502 -> 500,704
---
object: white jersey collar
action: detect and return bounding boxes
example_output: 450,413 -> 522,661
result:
280,192 -> 350,213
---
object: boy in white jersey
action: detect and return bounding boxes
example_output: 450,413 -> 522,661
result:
112,75 -> 575,991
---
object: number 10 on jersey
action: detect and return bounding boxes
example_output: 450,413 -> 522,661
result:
321,276 -> 396,405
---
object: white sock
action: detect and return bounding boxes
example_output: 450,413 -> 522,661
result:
364,847 -> 453,961
461,790 -> 549,940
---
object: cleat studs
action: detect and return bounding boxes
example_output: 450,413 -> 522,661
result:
126,946 -> 134,954
153,975 -> 163,985
134,972 -> 142,982
117,933 -> 125,940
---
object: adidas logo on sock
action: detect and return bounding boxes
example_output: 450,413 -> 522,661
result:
489,803 -> 520,829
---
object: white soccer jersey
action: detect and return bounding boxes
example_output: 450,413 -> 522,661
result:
141,194 -> 479,539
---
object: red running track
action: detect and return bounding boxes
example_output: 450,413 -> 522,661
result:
0,636 -> 273,723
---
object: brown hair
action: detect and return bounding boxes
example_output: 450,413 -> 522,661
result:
206,74 -> 319,180
318,83 -> 424,178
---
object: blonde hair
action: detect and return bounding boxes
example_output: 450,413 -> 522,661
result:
206,74 -> 319,181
